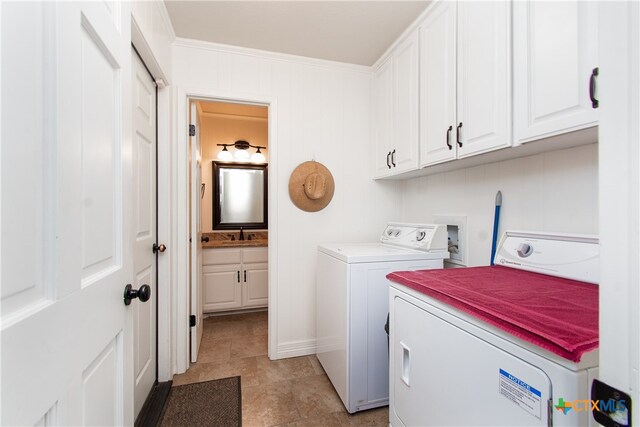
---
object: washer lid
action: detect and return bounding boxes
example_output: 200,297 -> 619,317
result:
318,243 -> 449,264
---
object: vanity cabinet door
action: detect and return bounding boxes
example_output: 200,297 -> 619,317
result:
202,247 -> 268,312
242,262 -> 269,308
203,264 -> 242,311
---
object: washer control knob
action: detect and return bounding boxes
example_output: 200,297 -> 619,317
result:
416,230 -> 426,241
387,228 -> 394,237
517,243 -> 534,258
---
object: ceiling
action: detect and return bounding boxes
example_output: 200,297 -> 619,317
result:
164,1 -> 430,66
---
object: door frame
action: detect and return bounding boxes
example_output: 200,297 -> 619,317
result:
172,87 -> 278,374
130,20 -> 173,382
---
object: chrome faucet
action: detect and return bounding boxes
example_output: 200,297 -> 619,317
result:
239,227 -> 245,241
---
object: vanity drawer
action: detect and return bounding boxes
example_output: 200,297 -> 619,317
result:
203,248 -> 242,265
242,247 -> 268,264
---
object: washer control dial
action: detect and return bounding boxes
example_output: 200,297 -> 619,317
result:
416,230 -> 426,242
517,243 -> 534,258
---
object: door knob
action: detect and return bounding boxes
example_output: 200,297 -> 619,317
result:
123,284 -> 151,306
153,243 -> 167,253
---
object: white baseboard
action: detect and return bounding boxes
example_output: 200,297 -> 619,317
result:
272,339 -> 317,360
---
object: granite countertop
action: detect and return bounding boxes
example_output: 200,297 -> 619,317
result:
202,231 -> 268,248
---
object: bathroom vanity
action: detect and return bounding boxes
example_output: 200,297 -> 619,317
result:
201,232 -> 268,312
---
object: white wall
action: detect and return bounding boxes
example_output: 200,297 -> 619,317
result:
401,143 -> 599,266
172,40 -> 402,360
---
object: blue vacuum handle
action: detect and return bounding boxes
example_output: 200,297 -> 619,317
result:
490,191 -> 502,265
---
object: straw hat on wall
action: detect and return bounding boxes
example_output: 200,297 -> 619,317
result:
288,161 -> 335,212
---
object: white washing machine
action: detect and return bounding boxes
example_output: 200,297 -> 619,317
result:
388,231 -> 601,427
316,223 -> 449,414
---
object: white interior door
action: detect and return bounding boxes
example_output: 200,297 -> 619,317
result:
1,2 -> 135,425
189,101 -> 204,363
132,50 -> 157,418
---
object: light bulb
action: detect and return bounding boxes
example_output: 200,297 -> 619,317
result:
217,148 -> 233,161
234,149 -> 250,161
251,151 -> 266,163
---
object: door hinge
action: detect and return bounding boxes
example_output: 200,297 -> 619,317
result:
189,315 -> 196,327
189,124 -> 196,136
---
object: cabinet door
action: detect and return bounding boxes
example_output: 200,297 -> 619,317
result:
457,1 -> 511,158
202,264 -> 242,312
373,56 -> 394,178
242,262 -> 268,308
419,1 -> 457,167
392,31 -> 420,174
513,1 -> 598,144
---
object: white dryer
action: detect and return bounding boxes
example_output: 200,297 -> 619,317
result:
388,231 -> 601,427
316,223 -> 449,414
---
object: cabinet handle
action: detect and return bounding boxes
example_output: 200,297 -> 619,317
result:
590,67 -> 599,109
386,152 -> 391,169
456,122 -> 463,147
446,126 -> 453,150
237,271 -> 240,283
391,149 -> 396,167
244,270 -> 247,282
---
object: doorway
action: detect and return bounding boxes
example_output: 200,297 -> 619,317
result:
188,98 -> 271,364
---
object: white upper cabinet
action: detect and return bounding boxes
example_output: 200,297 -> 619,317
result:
419,1 -> 457,166
374,56 -> 394,177
456,1 -> 511,157
392,31 -> 420,174
420,1 -> 511,168
513,1 -> 599,144
373,31 -> 420,178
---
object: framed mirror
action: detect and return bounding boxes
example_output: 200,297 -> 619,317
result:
213,161 -> 268,230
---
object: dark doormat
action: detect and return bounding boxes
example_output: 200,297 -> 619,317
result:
159,376 -> 241,427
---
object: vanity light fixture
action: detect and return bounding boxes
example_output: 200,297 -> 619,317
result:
217,140 -> 267,163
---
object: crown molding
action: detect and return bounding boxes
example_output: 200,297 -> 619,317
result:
156,0 -> 177,41
173,37 -> 373,74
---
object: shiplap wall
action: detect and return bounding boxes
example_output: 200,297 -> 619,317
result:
173,40 -> 403,358
401,143 -> 599,266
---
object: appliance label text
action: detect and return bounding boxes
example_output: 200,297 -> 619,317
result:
499,369 -> 542,419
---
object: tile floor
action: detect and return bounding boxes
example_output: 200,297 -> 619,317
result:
171,311 -> 389,426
